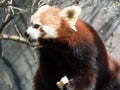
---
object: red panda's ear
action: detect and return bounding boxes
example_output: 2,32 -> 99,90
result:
59,6 -> 81,31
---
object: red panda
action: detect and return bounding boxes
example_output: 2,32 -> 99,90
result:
24,5 -> 120,90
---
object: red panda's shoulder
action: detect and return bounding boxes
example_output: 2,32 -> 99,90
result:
57,19 -> 96,46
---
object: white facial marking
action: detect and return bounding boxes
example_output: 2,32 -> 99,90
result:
26,26 -> 41,40
42,25 -> 58,38
33,5 -> 49,17
31,5 -> 50,25
31,17 -> 42,25
37,5 -> 50,12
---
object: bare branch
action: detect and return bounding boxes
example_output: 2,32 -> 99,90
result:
0,0 -> 7,7
11,6 -> 29,13
38,0 -> 49,7
0,33 -> 29,44
0,33 -> 42,48
0,3 -> 14,33
75,0 -> 79,5
14,24 -> 23,37
0,14 -> 14,33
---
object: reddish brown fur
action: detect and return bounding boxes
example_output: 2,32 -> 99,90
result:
57,19 -> 120,75
33,18 -> 120,90
107,54 -> 119,74
57,19 -> 95,46
29,6 -> 120,90
55,19 -> 120,87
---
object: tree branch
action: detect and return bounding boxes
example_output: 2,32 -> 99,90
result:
0,0 -> 7,7
0,14 -> 14,33
75,0 -> 79,5
0,33 -> 29,44
0,33 -> 44,48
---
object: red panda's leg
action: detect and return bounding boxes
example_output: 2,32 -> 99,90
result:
62,44 -> 97,90
63,73 -> 96,90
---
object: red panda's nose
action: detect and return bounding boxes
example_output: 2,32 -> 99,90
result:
24,32 -> 29,38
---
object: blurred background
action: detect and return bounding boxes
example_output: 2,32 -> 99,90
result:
0,0 -> 120,90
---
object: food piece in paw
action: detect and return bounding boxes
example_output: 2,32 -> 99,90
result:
57,76 -> 69,90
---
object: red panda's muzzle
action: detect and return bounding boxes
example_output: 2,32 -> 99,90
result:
24,26 -> 42,47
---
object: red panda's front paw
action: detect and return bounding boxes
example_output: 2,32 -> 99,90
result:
57,76 -> 69,90
57,76 -> 74,90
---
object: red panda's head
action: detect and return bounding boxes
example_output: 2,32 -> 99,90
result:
24,5 -> 81,47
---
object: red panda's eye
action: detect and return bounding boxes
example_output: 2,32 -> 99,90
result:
33,24 -> 40,28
